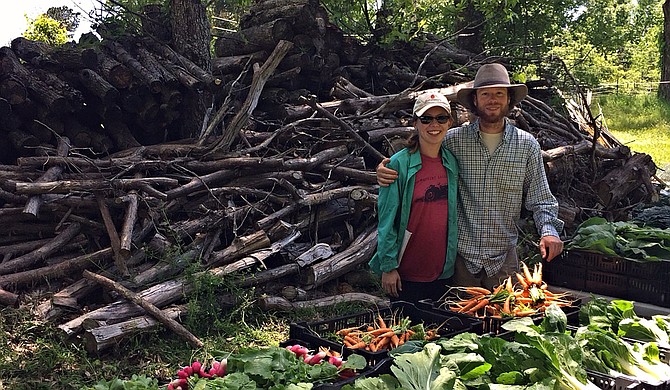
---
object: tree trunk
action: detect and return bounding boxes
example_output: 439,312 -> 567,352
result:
454,0 -> 485,54
170,0 -> 212,139
660,0 -> 670,101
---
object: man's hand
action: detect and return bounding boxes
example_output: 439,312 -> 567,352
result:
376,157 -> 398,187
540,235 -> 564,262
381,269 -> 402,297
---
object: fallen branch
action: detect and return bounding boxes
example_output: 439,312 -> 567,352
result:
82,270 -> 204,348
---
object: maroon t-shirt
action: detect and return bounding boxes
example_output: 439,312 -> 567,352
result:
397,154 -> 449,282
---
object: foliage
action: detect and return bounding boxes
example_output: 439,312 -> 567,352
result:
566,216 -> 670,260
23,13 -> 68,45
94,0 -> 168,37
46,6 -> 81,34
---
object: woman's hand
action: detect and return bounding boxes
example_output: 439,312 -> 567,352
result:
376,157 -> 398,186
381,269 -> 402,297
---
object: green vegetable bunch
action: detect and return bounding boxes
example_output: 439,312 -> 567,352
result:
567,217 -> 670,260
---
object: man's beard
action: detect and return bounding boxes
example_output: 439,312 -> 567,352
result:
475,105 -> 510,124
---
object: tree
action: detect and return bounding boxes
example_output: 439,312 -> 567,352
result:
23,14 -> 68,45
661,0 -> 670,101
46,6 -> 81,36
170,0 -> 212,139
454,0 -> 484,54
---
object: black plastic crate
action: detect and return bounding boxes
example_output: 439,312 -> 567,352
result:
279,338 -> 392,390
417,298 -> 581,335
627,277 -> 670,308
585,270 -> 628,298
581,250 -> 630,275
289,301 -> 483,364
558,250 -> 591,268
544,262 -> 587,290
586,370 -> 644,390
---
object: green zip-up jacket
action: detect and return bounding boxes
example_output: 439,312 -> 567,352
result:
369,145 -> 459,280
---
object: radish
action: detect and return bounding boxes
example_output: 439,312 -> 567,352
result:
216,358 -> 227,376
328,355 -> 343,367
183,366 -> 194,376
294,346 -> 309,357
177,369 -> 189,379
191,361 -> 202,373
303,354 -> 313,363
308,351 -> 327,365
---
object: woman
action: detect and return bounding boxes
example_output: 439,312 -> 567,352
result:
368,91 -> 458,304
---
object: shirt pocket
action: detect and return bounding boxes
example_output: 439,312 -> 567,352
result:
497,160 -> 525,195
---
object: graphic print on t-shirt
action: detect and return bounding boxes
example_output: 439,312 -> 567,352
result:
419,183 -> 449,202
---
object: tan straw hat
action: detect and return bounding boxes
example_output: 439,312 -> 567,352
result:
413,91 -> 452,117
456,63 -> 528,111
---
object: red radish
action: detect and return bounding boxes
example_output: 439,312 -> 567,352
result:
209,367 -> 217,376
183,366 -> 194,376
167,384 -> 175,390
303,354 -> 313,364
308,351 -> 327,365
191,361 -> 202,373
295,346 -> 309,357
198,368 -> 211,378
328,355 -> 343,367
216,358 -> 227,376
177,369 -> 189,379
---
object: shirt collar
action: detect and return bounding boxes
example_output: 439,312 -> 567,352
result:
470,118 -> 514,142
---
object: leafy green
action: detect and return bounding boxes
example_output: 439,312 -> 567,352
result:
504,311 -> 600,390
579,297 -> 670,349
574,325 -> 670,383
391,342 -> 459,390
567,217 -> 670,260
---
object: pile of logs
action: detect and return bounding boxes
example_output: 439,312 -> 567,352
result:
0,0 -> 664,354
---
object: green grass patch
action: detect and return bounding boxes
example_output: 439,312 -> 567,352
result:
596,93 -> 670,171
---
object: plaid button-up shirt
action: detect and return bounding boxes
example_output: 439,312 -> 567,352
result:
444,119 -> 564,276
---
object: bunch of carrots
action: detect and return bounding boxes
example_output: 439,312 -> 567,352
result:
335,312 -> 440,352
441,262 -> 575,318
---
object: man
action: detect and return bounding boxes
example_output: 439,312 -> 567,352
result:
377,63 -> 564,290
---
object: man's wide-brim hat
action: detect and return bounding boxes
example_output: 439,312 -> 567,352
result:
456,63 -> 528,111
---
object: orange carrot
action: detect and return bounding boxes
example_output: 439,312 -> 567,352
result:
377,314 -> 387,329
516,272 -> 529,289
503,294 -> 512,314
376,336 -> 391,349
465,287 -> 491,296
378,330 -> 396,339
390,334 -> 400,348
467,298 -> 490,314
368,327 -> 394,336
522,263 -> 533,285
458,298 -> 480,313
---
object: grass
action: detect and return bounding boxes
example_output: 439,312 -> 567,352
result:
595,93 -> 670,178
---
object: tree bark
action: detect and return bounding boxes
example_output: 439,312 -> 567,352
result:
660,0 -> 670,101
169,0 -> 212,139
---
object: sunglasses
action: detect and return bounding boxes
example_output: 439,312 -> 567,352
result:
418,115 -> 450,124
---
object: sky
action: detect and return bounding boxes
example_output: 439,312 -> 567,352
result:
0,0 -> 100,47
